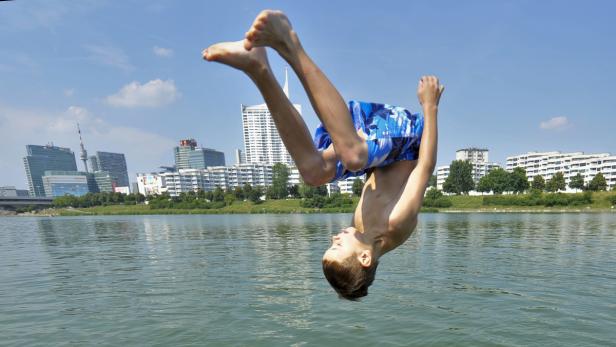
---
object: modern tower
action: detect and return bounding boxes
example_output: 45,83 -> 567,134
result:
77,123 -> 89,172
174,139 -> 225,169
89,151 -> 130,188
241,68 -> 299,165
23,144 -> 78,197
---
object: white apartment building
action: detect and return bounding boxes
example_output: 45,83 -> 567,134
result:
242,69 -> 299,166
506,151 -> 616,191
456,147 -> 489,163
437,148 -> 501,190
335,176 -> 364,195
136,164 -> 275,197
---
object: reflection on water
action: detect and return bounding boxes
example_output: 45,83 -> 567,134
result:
1,213 -> 615,346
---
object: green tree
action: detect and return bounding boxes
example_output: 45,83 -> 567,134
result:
531,175 -> 545,191
248,186 -> 263,204
422,187 -> 453,208
476,175 -> 493,193
270,163 -> 290,199
546,172 -> 566,192
212,186 -> 225,201
352,178 -> 364,196
242,183 -> 253,198
233,186 -> 244,200
428,175 -> 437,188
299,182 -> 315,198
265,185 -> 276,200
224,193 -> 235,206
315,185 -> 328,196
569,173 -> 585,192
587,172 -> 607,191
509,167 -> 530,194
443,160 -> 475,195
485,167 -> 511,194
288,184 -> 300,198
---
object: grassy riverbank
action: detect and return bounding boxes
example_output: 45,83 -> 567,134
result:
38,191 -> 616,216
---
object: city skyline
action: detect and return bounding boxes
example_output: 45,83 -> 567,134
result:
1,1 -> 615,188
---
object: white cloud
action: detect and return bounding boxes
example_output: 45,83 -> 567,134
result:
540,116 -> 569,130
153,46 -> 173,57
64,89 -> 75,97
106,79 -> 180,108
84,44 -> 133,71
0,103 -> 175,187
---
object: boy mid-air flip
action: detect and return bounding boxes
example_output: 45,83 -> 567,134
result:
203,10 -> 444,300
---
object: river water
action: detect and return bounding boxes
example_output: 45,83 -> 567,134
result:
1,213 -> 615,346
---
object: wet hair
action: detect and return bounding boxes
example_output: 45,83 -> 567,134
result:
322,256 -> 379,301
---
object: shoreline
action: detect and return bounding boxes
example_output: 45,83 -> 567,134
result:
3,207 -> 614,217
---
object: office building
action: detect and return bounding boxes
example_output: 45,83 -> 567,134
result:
0,186 -> 29,197
89,151 -> 129,188
174,139 -> 225,169
190,148 -> 225,168
42,171 -> 89,197
241,69 -> 298,165
506,151 -> 616,191
235,149 -> 245,165
23,144 -> 78,197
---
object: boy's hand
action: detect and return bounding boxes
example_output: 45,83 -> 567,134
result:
417,75 -> 444,107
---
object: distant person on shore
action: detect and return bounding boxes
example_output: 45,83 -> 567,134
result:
202,10 -> 443,300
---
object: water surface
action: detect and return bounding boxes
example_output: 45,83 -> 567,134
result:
1,213 -> 615,346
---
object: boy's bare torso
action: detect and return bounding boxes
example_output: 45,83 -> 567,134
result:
354,160 -> 419,254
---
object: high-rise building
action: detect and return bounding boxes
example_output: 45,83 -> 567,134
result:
89,155 -> 99,172
241,69 -> 299,165
23,144 -> 78,197
456,148 -> 489,164
174,138 -> 197,169
89,151 -> 129,188
174,139 -> 225,169
189,148 -> 225,168
436,148 -> 501,190
235,148 -> 245,165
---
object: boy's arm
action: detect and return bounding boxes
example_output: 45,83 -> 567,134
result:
389,76 -> 442,230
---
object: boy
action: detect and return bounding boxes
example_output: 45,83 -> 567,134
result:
203,10 -> 443,300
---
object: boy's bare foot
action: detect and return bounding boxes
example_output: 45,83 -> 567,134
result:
244,10 -> 300,63
202,40 -> 270,77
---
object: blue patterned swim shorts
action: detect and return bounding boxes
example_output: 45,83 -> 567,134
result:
313,100 -> 424,182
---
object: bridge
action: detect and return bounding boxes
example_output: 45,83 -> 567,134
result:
0,196 -> 54,210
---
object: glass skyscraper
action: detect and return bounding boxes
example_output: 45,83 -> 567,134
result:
23,145 -> 78,197
89,151 -> 129,188
174,139 -> 225,169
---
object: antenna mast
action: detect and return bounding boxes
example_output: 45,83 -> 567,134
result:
77,123 -> 89,173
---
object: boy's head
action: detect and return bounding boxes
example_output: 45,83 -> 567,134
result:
322,227 -> 379,300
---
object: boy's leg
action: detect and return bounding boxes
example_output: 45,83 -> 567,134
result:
202,41 -> 336,186
245,10 -> 368,172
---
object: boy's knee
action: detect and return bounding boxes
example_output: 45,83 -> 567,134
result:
340,149 -> 367,172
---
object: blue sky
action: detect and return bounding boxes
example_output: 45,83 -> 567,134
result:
1,0 -> 615,188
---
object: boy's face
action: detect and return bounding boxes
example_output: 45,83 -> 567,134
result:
322,227 -> 362,262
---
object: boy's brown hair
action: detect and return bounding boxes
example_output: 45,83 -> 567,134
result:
322,257 -> 379,301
